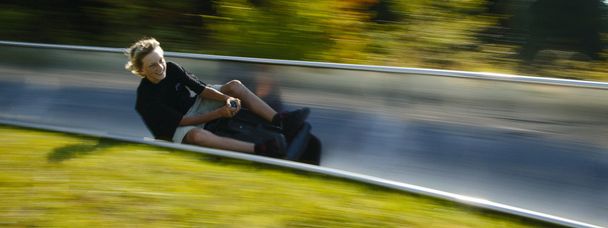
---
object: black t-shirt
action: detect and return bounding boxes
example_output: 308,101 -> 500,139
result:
135,62 -> 207,141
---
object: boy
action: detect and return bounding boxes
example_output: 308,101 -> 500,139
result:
125,37 -> 308,157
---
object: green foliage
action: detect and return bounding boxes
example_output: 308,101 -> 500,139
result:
0,0 -> 607,81
0,125 -> 552,227
205,1 -> 334,60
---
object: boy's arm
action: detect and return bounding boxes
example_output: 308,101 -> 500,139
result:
179,86 -> 240,126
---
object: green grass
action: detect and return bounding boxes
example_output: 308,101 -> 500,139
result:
0,125 -> 554,227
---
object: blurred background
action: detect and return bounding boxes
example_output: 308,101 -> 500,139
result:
1,0 -> 608,81
1,1 -> 608,226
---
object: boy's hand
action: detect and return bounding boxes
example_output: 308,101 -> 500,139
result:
219,97 -> 241,118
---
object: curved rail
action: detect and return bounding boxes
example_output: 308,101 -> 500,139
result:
0,40 -> 606,228
0,118 -> 598,228
2,40 -> 607,90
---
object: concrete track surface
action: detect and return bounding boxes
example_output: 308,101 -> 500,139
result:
0,44 -> 607,227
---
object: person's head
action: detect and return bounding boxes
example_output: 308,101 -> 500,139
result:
125,37 -> 166,83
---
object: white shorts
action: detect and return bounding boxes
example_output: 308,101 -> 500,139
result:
172,84 -> 225,143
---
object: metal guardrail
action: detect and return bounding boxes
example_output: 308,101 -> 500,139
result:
1,40 -> 607,90
0,40 -> 604,228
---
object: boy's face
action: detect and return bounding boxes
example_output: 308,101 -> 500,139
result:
140,47 -> 167,83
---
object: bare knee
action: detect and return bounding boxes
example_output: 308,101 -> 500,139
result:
221,80 -> 245,96
183,128 -> 214,145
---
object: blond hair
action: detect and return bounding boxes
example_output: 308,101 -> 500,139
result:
125,37 -> 160,77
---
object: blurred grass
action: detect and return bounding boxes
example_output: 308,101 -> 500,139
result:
0,124 -> 556,227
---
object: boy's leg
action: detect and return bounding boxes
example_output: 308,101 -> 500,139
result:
184,128 -> 254,152
183,128 -> 287,157
220,80 -> 276,122
219,80 -> 309,140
